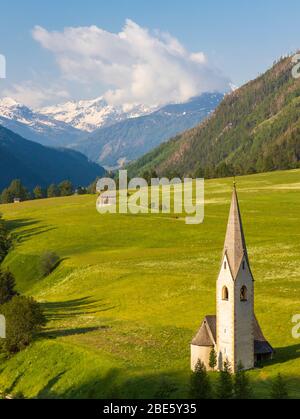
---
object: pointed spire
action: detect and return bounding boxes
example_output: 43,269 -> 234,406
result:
223,184 -> 249,279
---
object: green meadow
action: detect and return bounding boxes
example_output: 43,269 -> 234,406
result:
0,169 -> 300,399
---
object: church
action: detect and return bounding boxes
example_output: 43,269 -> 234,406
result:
191,186 -> 274,373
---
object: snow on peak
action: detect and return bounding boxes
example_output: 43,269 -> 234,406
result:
37,97 -> 158,132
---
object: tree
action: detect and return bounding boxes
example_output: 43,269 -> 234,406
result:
0,188 -> 13,204
271,374 -> 289,399
216,360 -> 233,399
7,179 -> 28,201
0,215 -> 11,263
209,348 -> 217,371
190,360 -> 212,399
40,252 -> 60,277
59,180 -> 74,197
33,185 -> 45,200
0,296 -> 46,354
233,362 -> 252,399
0,270 -> 18,305
47,184 -> 59,198
87,178 -> 100,194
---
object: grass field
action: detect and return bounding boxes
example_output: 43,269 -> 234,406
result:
0,169 -> 300,399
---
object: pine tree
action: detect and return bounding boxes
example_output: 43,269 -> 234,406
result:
209,348 -> 217,370
0,270 -> 18,305
59,180 -> 74,197
234,362 -> 252,399
216,360 -> 233,399
33,185 -> 45,200
190,360 -> 212,399
47,184 -> 59,198
271,374 -> 289,399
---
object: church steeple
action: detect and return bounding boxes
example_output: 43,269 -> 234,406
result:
222,185 -> 249,280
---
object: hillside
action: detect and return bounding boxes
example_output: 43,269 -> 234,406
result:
0,169 -> 299,399
73,93 -> 223,168
128,56 -> 300,178
0,126 -> 105,190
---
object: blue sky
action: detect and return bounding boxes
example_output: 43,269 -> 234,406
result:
0,0 -> 300,107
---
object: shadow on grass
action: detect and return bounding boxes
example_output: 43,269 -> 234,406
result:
35,369 -> 185,400
4,372 -> 24,395
6,218 -> 56,244
270,343 -> 300,365
42,297 -> 116,321
37,372 -> 67,399
43,326 -> 110,339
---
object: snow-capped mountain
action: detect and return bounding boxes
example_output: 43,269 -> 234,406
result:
38,97 -> 158,132
0,92 -> 224,168
0,97 -> 84,146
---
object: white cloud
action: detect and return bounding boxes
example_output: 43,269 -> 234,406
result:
2,82 -> 70,108
32,19 -> 229,107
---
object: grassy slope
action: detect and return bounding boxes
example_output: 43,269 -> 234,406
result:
0,169 -> 299,399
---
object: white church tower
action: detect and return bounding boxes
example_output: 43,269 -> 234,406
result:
191,185 -> 273,373
216,185 -> 254,372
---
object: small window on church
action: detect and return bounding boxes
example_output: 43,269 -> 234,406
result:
240,286 -> 248,302
243,261 -> 246,270
222,286 -> 229,301
224,261 -> 227,270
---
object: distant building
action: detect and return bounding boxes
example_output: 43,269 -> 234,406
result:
99,193 -> 117,207
191,186 -> 274,373
13,198 -> 21,203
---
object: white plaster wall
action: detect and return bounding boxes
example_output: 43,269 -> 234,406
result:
216,254 -> 235,370
191,345 -> 214,371
234,259 -> 254,371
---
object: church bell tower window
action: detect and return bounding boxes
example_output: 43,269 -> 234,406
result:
222,286 -> 229,301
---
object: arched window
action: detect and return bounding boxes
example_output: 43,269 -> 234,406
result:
222,286 -> 229,301
240,286 -> 248,302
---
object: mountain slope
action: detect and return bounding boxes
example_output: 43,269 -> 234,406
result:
0,126 -> 105,190
73,93 -> 223,168
0,98 -> 84,147
128,56 -> 300,178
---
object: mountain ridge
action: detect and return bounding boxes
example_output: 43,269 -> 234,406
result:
127,56 -> 300,178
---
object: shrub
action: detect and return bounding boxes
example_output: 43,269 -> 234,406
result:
0,296 -> 46,354
40,252 -> 60,277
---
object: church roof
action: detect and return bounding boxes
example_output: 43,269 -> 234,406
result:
192,316 -> 216,347
254,316 -> 275,355
192,315 -> 274,355
223,185 -> 250,280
